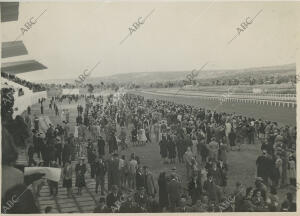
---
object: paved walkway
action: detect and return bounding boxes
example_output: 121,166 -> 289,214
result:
16,100 -> 105,213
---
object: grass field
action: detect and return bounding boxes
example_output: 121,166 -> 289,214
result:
130,90 -> 296,202
133,90 -> 296,126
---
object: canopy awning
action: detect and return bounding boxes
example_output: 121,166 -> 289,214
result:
1,60 -> 47,74
2,41 -> 28,58
1,2 -> 19,22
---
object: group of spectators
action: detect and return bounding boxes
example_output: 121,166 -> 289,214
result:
1,89 -> 297,213
73,92 -> 297,212
105,93 -> 297,212
1,72 -> 46,92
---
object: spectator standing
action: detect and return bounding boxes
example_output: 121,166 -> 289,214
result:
75,158 -> 86,195
158,172 -> 168,210
95,157 -> 106,195
167,174 -> 181,211
62,161 -> 73,198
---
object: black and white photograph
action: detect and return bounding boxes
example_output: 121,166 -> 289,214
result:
1,0 -> 299,214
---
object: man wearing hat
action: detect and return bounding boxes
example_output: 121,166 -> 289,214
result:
89,148 -> 97,179
170,166 -> 181,182
63,121 -> 70,143
256,150 -> 272,185
37,132 -> 45,161
134,186 -> 148,209
183,147 -> 194,180
34,115 -> 39,131
55,137 -> 62,166
27,144 -> 37,167
106,185 -> 121,209
62,140 -> 72,166
32,130 -> 39,158
75,157 -> 87,195
107,153 -> 120,190
97,135 -> 106,157
167,174 -> 182,211
95,156 -> 106,195
94,197 -> 111,213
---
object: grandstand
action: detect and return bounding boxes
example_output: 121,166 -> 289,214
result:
1,2 -> 48,118
1,77 -> 47,117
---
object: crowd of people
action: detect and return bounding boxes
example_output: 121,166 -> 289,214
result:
1,72 -> 46,92
1,90 -> 297,213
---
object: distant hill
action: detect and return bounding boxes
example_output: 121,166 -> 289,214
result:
39,63 -> 296,84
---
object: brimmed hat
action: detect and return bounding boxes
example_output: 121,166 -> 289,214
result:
99,197 -> 106,203
255,177 -> 263,182
138,186 -> 145,191
112,185 -> 118,191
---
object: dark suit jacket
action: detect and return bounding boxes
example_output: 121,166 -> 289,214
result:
167,179 -> 181,202
106,192 -> 121,208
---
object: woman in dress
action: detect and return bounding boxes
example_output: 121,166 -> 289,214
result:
137,127 -> 142,146
287,153 -> 296,186
62,161 -> 73,197
159,134 -> 168,163
191,131 -> 198,155
219,142 -> 228,164
272,154 -> 282,188
61,109 -> 66,122
75,158 -> 86,195
140,127 -> 147,146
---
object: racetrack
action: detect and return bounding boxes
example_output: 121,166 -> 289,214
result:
132,90 -> 296,126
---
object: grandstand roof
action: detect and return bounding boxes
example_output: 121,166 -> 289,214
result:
2,41 -> 28,58
1,60 -> 47,74
1,2 -> 19,22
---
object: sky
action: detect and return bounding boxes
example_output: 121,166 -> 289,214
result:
1,1 -> 299,82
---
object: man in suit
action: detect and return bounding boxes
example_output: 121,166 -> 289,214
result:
188,174 -> 202,205
97,136 -> 106,157
167,174 -> 181,211
62,142 -> 71,166
95,157 -> 107,195
107,153 -> 120,190
34,115 -> 39,131
55,137 -> 62,166
106,185 -> 121,209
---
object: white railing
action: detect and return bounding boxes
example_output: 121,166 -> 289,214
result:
140,90 -> 297,108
